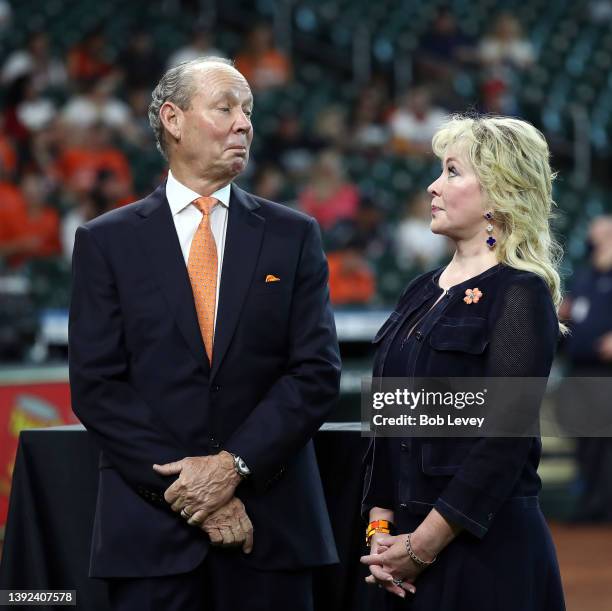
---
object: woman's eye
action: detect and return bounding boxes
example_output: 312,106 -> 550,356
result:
448,165 -> 457,176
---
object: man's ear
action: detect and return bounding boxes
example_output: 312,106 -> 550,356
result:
159,101 -> 183,144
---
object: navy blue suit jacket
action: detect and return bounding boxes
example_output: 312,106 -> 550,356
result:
69,182 -> 341,577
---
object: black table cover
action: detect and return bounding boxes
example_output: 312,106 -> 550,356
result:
0,426 -> 384,610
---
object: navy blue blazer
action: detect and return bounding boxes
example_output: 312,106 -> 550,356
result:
69,182 -> 341,577
362,263 -> 560,538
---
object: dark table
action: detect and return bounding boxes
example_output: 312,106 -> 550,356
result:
0,425 -> 384,610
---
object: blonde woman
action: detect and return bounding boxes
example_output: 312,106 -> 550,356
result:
361,115 -> 566,610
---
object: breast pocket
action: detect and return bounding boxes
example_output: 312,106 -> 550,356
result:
429,316 -> 489,355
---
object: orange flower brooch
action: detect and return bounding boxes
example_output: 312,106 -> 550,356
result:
463,288 -> 483,304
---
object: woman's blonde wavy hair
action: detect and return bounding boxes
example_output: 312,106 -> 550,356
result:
431,114 -> 567,334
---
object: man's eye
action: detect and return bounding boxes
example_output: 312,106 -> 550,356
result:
218,107 -> 230,112
244,110 -> 253,118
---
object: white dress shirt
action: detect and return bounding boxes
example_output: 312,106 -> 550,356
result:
166,170 -> 231,330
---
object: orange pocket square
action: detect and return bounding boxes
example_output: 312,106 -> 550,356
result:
265,274 -> 281,283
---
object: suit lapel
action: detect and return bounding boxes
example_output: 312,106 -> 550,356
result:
210,184 -> 264,381
134,183 -> 209,371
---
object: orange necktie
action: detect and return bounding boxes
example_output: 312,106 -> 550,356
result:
187,196 -> 218,364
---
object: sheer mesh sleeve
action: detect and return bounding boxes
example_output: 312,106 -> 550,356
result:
361,436 -> 395,518
434,273 -> 559,537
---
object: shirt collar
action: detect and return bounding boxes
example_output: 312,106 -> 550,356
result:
166,169 -> 231,216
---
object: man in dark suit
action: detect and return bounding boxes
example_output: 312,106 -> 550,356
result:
69,57 -> 341,611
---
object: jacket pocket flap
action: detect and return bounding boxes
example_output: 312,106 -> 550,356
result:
421,441 -> 473,476
429,317 -> 488,354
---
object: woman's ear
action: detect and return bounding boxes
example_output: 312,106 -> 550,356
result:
159,101 -> 182,144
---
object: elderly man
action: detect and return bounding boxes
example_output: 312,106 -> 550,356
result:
69,57 -> 341,611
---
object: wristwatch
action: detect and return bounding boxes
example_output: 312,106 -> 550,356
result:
230,453 -> 251,478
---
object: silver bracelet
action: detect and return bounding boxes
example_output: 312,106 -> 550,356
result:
405,533 -> 437,567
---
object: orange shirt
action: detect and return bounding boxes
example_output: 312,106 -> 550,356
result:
67,47 -> 113,82
0,183 -> 61,266
235,50 -> 291,90
55,147 -> 132,187
0,135 -> 17,175
327,251 -> 375,305
0,182 -> 26,242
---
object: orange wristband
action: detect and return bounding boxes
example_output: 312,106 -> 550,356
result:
365,519 -> 395,546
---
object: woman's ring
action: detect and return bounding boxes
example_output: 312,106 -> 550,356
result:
392,577 -> 404,586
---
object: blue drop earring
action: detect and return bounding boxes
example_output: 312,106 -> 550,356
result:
484,212 -> 496,249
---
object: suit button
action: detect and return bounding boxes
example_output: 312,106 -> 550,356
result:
212,384 -> 221,392
210,437 -> 220,449
400,442 -> 409,452
400,503 -> 407,509
414,331 -> 423,341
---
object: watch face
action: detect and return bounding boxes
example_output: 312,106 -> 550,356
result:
235,456 -> 250,476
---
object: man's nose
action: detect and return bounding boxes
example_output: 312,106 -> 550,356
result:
234,110 -> 252,134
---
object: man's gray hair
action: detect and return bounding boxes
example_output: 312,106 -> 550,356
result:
148,56 -> 234,160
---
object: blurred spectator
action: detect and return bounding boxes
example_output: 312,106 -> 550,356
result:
415,8 -> 477,108
61,77 -> 132,129
15,75 -> 56,132
388,86 -> 447,156
235,24 -> 291,92
61,169 -> 125,260
417,9 -> 476,76
349,199 -> 393,260
123,88 -> 157,148
261,111 -> 322,178
1,31 -> 67,92
562,216 -> 612,368
252,163 -> 287,202
0,112 -> 17,177
327,241 -> 376,306
29,118 -> 64,178
350,79 -> 390,152
67,29 -> 115,84
118,32 -> 163,90
395,190 -> 450,272
4,76 -> 35,143
478,13 -> 535,114
0,171 -> 60,268
313,105 -> 348,150
298,149 -> 360,232
54,123 -> 133,199
167,30 -> 225,67
589,0 -> 612,22
327,198 -> 393,261
0,0 -> 11,35
560,216 -> 612,522
0,180 -> 25,242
